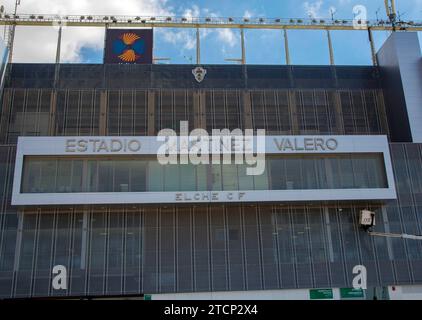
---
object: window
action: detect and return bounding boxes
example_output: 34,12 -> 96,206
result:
21,153 -> 388,194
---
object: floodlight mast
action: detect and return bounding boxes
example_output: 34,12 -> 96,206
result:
384,0 -> 398,28
6,0 -> 21,62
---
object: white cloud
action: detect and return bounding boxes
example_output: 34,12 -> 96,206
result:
182,4 -> 200,20
303,0 -> 324,18
303,1 -> 348,19
216,28 -> 238,48
243,10 -> 253,19
162,6 -> 239,53
158,28 -> 196,51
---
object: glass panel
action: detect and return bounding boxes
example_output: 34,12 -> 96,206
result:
71,160 -> 83,192
285,157 -> 302,190
98,160 -> 113,192
130,160 -> 147,192
222,164 -> 238,191
56,160 -> 72,192
39,160 -> 56,193
302,157 -> 318,189
164,164 -> 179,192
114,160 -> 130,192
338,156 -> 355,188
21,153 -> 388,193
180,164 -> 196,191
196,165 -> 208,191
87,160 -> 98,192
269,158 -> 285,190
238,164 -> 254,190
148,161 -> 164,191
254,161 -> 269,190
211,164 -> 222,191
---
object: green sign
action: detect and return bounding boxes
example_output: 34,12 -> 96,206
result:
309,289 -> 333,300
144,294 -> 152,301
340,288 -> 364,299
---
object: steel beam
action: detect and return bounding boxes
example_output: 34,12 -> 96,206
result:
0,14 -> 420,31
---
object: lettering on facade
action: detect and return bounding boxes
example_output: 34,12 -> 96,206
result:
175,192 -> 246,202
65,139 -> 141,153
273,137 -> 338,152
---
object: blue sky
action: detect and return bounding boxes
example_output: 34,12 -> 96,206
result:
3,0 -> 422,65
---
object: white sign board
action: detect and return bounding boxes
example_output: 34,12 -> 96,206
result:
12,135 -> 397,205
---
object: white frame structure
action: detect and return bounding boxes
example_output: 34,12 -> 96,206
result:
12,135 -> 397,205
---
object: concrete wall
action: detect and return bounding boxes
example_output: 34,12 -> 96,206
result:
389,285 -> 422,300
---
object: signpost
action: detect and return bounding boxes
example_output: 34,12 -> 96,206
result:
340,288 -> 365,299
309,289 -> 333,300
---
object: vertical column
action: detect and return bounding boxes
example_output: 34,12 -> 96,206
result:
53,26 -> 62,87
102,24 -> 109,63
55,27 -> 62,68
288,91 -> 299,134
147,91 -> 155,136
48,26 -> 63,136
242,91 -> 253,130
7,0 -> 21,63
80,210 -> 89,270
283,29 -> 291,65
193,91 -> 201,129
327,29 -> 335,66
240,28 -> 246,65
7,24 -> 16,63
152,27 -> 155,64
375,90 -> 390,136
199,91 -> 207,130
48,92 -> 57,136
333,92 -> 345,134
99,91 -> 108,135
196,28 -> 201,65
12,211 -> 23,273
368,28 -> 378,66
0,90 -> 12,143
381,207 -> 394,260
323,208 -> 335,263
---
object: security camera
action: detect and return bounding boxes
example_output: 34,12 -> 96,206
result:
360,210 -> 375,231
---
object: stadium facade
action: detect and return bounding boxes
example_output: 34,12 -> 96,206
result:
0,31 -> 422,300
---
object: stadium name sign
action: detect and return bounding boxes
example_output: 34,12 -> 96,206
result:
65,138 -> 142,153
175,192 -> 247,202
13,135 -> 396,205
273,137 -> 338,151
63,137 -> 338,154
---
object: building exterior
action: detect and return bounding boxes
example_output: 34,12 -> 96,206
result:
0,32 -> 421,300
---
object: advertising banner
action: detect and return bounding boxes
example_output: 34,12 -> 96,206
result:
104,29 -> 153,64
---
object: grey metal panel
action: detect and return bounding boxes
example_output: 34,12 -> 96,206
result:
1,82 -> 422,299
393,260 -> 412,284
377,32 -> 422,143
410,261 -> 422,282
329,262 -> 347,288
